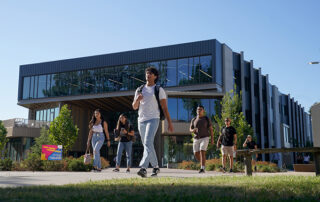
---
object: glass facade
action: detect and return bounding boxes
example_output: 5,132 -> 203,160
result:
168,98 -> 221,122
21,55 -> 214,100
36,107 -> 60,122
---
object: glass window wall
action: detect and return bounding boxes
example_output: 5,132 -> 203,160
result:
169,98 -> 221,122
22,55 -> 214,100
36,107 -> 60,122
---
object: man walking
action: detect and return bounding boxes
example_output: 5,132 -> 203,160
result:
243,135 -> 258,171
217,117 -> 237,172
132,66 -> 174,177
190,105 -> 214,173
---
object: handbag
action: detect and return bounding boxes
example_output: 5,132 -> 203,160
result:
114,129 -> 121,141
84,148 -> 92,165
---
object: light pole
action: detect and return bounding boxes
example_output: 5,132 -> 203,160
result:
309,61 -> 320,64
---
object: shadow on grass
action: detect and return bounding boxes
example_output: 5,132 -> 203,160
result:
0,177 -> 319,201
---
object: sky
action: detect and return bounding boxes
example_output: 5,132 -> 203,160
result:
0,0 -> 319,120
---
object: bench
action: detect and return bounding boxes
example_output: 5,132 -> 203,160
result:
293,164 -> 315,172
237,147 -> 320,176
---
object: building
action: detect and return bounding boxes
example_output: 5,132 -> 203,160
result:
311,103 -> 320,147
15,39 -> 312,167
3,118 -> 51,161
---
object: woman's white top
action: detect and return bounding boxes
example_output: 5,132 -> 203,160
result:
134,84 -> 166,122
92,122 -> 103,133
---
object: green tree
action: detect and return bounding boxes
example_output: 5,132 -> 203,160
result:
30,126 -> 53,156
213,88 -> 254,149
49,105 -> 79,156
0,121 -> 8,157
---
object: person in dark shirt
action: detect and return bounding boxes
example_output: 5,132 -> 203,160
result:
217,117 -> 237,173
190,105 -> 214,173
243,135 -> 258,171
113,114 -> 134,173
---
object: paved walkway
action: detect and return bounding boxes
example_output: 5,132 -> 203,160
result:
0,168 -> 315,188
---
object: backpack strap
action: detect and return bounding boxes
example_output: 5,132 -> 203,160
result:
137,84 -> 145,94
154,86 -> 165,120
191,117 -> 196,129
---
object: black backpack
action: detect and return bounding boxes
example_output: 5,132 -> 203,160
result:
137,84 -> 165,120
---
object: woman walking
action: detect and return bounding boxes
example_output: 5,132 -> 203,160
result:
113,114 -> 134,173
87,109 -> 110,172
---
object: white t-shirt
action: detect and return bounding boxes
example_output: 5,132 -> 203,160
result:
92,123 -> 103,133
134,85 -> 167,122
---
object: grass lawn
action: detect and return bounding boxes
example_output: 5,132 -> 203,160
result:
1,176 -> 320,201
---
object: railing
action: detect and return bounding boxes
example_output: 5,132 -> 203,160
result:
237,147 -> 320,176
4,118 -> 51,129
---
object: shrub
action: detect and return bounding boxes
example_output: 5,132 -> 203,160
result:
23,153 -> 43,171
206,164 -> 215,171
233,161 -> 244,172
0,158 -> 13,171
12,162 -> 27,171
255,161 -> 280,172
67,157 -> 92,171
178,160 -> 199,170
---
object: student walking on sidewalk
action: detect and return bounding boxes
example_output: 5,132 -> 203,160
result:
87,109 -> 111,172
243,135 -> 258,171
132,66 -> 174,177
113,114 -> 134,173
217,117 -> 237,173
190,105 -> 214,173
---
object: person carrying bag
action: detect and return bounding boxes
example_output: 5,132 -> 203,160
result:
113,114 -> 135,173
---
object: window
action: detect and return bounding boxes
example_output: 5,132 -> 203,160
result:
38,75 -> 47,98
200,56 -> 212,83
178,98 -> 188,122
51,74 -> 59,96
166,60 -> 177,87
30,76 -> 34,99
283,124 -> 290,148
22,77 -> 30,99
117,66 -> 129,91
70,71 -> 81,95
168,98 -> 177,121
177,58 -> 189,86
101,67 -> 115,92
193,57 -> 200,84
46,74 -> 51,97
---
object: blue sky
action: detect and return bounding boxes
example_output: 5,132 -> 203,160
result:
0,0 -> 319,120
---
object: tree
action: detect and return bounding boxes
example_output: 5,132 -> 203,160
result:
0,121 -> 8,157
30,126 -> 53,156
309,102 -> 320,114
213,88 -> 254,149
49,105 -> 79,156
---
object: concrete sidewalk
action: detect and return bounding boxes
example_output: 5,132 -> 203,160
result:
0,168 -> 315,188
